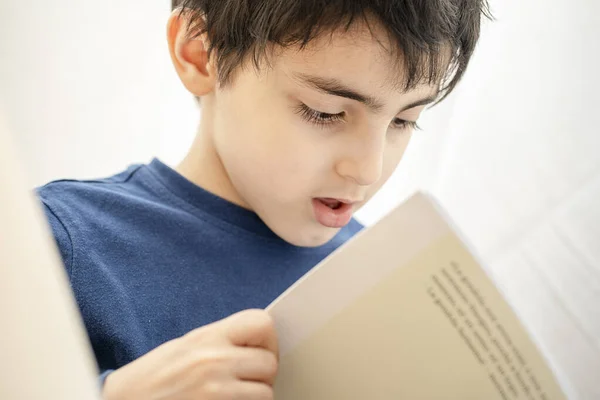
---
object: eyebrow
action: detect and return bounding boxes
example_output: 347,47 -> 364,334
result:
294,73 -> 438,113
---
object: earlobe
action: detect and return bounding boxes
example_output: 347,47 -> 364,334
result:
167,10 -> 217,97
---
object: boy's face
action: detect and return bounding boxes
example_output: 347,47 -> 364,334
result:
173,18 -> 438,247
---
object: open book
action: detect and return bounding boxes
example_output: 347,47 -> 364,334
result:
268,193 -> 566,400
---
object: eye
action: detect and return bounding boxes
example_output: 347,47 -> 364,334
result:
390,117 -> 421,132
295,103 -> 345,128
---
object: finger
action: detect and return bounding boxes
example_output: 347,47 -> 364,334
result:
231,347 -> 278,385
229,381 -> 274,400
221,310 -> 279,358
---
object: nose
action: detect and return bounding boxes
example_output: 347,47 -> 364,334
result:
335,132 -> 385,187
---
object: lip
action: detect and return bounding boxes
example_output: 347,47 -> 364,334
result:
332,198 -> 361,204
312,198 -> 357,228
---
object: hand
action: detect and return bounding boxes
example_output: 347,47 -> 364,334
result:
102,309 -> 279,400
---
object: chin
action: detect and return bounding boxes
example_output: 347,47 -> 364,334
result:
277,224 -> 340,248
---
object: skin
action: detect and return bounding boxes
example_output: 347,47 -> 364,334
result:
103,10 -> 441,400
171,12 -> 438,248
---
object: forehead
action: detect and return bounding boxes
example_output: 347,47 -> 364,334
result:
269,19 -> 440,103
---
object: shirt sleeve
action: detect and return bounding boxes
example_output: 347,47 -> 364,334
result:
40,199 -> 114,389
39,200 -> 74,278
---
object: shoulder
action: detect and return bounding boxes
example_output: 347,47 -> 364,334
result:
37,163 -> 144,211
36,163 -> 147,272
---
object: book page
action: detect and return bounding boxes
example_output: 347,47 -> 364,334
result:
268,193 -> 566,400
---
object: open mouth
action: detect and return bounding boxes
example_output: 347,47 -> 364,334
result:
318,198 -> 344,210
312,198 -> 354,228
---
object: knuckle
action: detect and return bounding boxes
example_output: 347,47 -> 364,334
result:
264,352 -> 279,376
185,322 -> 225,345
188,348 -> 232,381
194,348 -> 228,367
233,309 -> 277,339
203,381 -> 227,399
244,309 -> 275,331
184,325 -> 210,342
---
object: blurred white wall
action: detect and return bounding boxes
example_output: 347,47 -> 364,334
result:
0,1 -> 197,184
1,1 -> 599,398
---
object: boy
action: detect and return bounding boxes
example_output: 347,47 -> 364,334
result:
37,0 -> 489,398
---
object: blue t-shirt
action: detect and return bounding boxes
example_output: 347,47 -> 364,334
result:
37,158 -> 363,379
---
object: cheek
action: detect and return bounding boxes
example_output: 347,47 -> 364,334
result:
216,96 -> 331,201
260,126 -> 332,199
383,134 -> 411,176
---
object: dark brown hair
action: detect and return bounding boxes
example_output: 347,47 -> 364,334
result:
172,0 -> 491,102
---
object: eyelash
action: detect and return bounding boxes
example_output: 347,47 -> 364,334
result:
295,103 -> 421,131
295,103 -> 345,128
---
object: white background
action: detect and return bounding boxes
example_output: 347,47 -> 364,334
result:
1,1 -> 599,398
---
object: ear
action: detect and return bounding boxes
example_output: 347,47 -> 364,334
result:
167,10 -> 217,97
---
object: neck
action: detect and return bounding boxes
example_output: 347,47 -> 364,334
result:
176,98 -> 250,210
